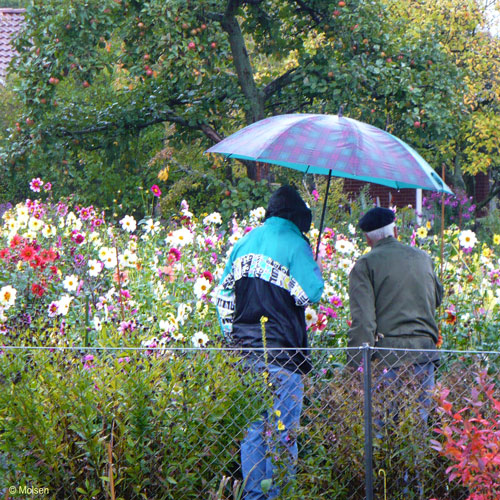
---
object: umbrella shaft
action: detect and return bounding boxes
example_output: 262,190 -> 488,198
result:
315,170 -> 332,259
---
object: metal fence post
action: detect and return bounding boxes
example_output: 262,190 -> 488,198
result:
362,343 -> 374,500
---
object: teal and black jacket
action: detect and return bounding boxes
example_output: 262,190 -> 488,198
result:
215,216 -> 324,374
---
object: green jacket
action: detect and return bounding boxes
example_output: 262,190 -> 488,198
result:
347,236 -> 442,367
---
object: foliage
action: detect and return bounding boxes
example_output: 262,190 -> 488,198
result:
431,371 -> 500,500
0,347 -> 268,498
0,0 -> 474,211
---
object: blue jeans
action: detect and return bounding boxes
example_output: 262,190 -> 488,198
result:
241,362 -> 303,500
374,361 -> 435,441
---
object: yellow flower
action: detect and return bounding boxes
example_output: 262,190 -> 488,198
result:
482,247 -> 493,258
416,227 -> 428,239
426,221 -> 432,230
493,234 -> 500,245
274,410 -> 281,418
277,420 -> 286,431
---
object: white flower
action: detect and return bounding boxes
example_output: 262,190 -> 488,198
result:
98,246 -> 112,261
348,223 -> 356,235
335,238 -> 354,254
228,231 -> 243,245
88,259 -> 103,277
120,215 -> 137,233
42,224 -> 57,238
176,303 -> 192,325
338,258 -> 353,273
192,331 -> 209,347
0,285 -> 17,309
305,306 -> 318,328
93,316 -> 102,331
309,227 -> 319,240
88,232 -> 103,248
458,230 -> 477,249
23,230 -> 36,240
16,204 -> 29,219
159,316 -> 178,334
6,220 -> 19,233
203,212 -> 222,225
166,227 -> 194,247
28,217 -> 43,231
143,218 -> 161,234
193,277 -> 211,299
119,249 -> 137,268
103,252 -> 117,269
57,294 -> 73,316
249,207 -> 266,221
63,274 -> 79,292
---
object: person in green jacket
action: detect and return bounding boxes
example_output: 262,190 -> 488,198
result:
347,207 -> 443,420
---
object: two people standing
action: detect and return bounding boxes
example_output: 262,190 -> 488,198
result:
215,187 -> 442,499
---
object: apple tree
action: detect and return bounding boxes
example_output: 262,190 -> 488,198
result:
1,0 -> 467,212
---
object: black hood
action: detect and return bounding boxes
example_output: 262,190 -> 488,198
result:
265,185 -> 312,234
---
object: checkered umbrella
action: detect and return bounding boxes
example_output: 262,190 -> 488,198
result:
205,113 -> 453,254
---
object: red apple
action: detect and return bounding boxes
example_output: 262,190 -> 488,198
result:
210,42 -> 217,49
338,0 -> 346,6
146,68 -> 153,76
188,41 -> 196,50
333,9 -> 340,16
414,121 -> 421,128
82,80 -> 90,87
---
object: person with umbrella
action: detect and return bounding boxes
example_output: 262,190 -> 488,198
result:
214,185 -> 324,500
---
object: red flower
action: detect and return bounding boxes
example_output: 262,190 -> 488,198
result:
31,283 -> 45,297
202,270 -> 214,283
311,313 -> 328,332
30,254 -> 46,270
0,248 -> 10,259
20,245 -> 37,262
39,248 -> 56,262
9,234 -> 23,248
168,247 -> 181,262
150,184 -> 162,197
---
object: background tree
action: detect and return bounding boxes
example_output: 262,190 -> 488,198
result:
0,0 -> 485,216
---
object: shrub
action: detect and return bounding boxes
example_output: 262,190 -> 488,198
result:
431,371 -> 500,500
0,347 -> 268,499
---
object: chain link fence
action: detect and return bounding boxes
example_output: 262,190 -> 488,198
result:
0,345 -> 498,499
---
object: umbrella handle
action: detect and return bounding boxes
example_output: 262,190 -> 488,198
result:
315,170 -> 332,259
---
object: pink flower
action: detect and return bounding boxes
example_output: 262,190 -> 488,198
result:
312,189 -> 319,201
43,182 -> 52,192
29,178 -> 43,192
329,296 -> 343,308
150,184 -> 162,197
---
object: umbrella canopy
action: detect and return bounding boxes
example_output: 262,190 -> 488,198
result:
205,113 -> 453,195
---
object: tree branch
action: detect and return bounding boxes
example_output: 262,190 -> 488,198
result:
262,66 -> 299,100
293,0 -> 323,24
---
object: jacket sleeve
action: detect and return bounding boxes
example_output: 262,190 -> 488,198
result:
347,258 -> 377,367
289,240 -> 324,304
214,255 -> 236,339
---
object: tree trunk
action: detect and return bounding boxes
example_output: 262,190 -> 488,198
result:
222,2 -> 268,180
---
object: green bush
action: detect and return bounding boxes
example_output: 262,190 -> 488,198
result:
0,347 -> 268,499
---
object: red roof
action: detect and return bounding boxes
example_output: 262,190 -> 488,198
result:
0,8 -> 25,81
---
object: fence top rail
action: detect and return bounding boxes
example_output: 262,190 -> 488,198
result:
1,345 -> 499,355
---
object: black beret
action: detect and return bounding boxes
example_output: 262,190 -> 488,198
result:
358,207 -> 395,232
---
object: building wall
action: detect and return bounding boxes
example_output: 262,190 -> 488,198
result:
343,179 -> 417,208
